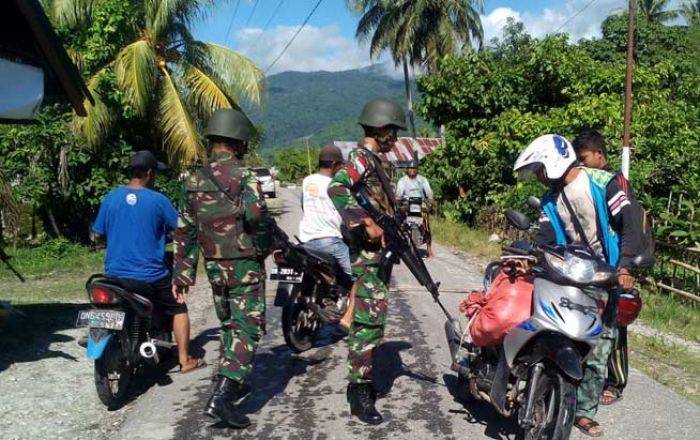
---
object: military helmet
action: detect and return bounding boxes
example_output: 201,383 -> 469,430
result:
204,108 -> 254,142
358,98 -> 407,130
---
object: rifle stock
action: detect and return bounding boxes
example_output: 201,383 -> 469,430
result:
0,246 -> 25,282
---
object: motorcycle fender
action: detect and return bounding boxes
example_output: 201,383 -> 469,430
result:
489,350 -> 512,417
274,283 -> 294,307
87,329 -> 113,360
527,337 -> 583,381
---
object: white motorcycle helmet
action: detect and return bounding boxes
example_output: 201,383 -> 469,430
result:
513,134 -> 576,181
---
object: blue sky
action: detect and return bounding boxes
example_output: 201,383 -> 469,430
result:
191,1 -> 653,75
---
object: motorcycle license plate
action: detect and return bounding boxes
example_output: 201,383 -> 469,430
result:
76,310 -> 125,330
269,266 -> 303,283
409,204 -> 422,213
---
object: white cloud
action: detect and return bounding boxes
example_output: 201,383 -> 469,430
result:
235,24 -> 374,75
481,1 -> 629,44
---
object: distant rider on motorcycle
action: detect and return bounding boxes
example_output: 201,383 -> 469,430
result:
395,159 -> 435,257
92,151 -> 204,374
513,134 -> 645,438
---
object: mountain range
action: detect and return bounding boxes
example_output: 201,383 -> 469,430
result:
250,64 -> 432,150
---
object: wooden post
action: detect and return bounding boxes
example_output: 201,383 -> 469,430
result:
621,0 -> 637,180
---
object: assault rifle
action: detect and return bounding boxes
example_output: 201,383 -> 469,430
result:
0,246 -> 25,282
354,186 -> 454,321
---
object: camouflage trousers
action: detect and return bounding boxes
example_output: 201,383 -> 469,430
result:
576,288 -> 618,419
207,258 -> 265,383
347,258 -> 391,384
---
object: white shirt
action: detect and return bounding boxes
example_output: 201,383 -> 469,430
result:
299,173 -> 343,242
396,174 -> 433,199
555,168 -> 604,257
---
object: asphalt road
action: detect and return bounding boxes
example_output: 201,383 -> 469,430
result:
116,187 -> 699,440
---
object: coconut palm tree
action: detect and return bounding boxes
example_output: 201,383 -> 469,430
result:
680,0 -> 700,25
48,0 -> 264,165
348,0 -> 483,138
639,0 -> 680,23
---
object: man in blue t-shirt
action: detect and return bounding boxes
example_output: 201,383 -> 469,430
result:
93,151 -> 205,373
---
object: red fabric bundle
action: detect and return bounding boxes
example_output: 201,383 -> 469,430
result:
459,270 -> 534,346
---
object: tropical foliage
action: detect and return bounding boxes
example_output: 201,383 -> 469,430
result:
639,0 -> 679,23
46,0 -> 265,165
417,14 -> 699,245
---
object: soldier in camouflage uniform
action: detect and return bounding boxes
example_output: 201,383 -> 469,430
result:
172,108 -> 273,429
328,98 -> 406,425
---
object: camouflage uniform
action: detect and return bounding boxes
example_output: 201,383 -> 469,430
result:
328,141 -> 394,384
576,286 -> 618,419
173,150 -> 271,383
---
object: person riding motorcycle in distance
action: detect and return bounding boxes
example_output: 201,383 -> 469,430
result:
395,158 -> 435,257
513,134 -> 646,438
573,128 -> 640,408
92,150 -> 205,374
171,109 -> 275,429
328,98 -> 406,425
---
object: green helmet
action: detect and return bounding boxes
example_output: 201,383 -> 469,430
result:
204,108 -> 254,142
358,98 -> 406,130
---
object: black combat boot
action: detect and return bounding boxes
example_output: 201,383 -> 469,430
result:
203,376 -> 251,428
347,383 -> 383,425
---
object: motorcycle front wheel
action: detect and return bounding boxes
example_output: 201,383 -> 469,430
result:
282,285 -> 320,353
519,369 -> 576,440
94,334 -> 132,410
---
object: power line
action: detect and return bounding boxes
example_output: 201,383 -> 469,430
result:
223,0 -> 241,44
263,0 -> 286,31
553,0 -> 599,34
264,0 -> 325,74
246,0 -> 260,26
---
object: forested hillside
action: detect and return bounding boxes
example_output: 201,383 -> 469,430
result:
253,65 -> 431,149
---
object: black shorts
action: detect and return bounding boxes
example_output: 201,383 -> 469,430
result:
113,275 -> 188,316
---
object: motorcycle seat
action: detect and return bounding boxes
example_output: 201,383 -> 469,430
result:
303,247 -> 337,267
94,277 -> 154,317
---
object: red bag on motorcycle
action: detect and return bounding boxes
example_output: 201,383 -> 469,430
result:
460,270 -> 534,346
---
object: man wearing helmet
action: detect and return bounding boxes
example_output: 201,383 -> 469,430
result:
172,109 -> 274,429
514,134 -> 646,437
328,98 -> 406,425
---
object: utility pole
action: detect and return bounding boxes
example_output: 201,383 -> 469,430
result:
621,0 -> 637,179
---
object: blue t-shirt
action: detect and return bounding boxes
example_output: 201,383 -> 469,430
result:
92,186 -> 178,282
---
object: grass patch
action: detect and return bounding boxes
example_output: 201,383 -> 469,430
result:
431,216 -> 500,259
0,240 -> 103,304
638,289 -> 699,342
629,332 -> 700,405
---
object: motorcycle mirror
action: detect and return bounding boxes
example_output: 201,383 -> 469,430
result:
505,209 -> 531,231
527,196 -> 542,210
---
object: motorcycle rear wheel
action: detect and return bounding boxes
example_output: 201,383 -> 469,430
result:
282,287 -> 320,353
519,369 -> 576,440
94,336 -> 132,410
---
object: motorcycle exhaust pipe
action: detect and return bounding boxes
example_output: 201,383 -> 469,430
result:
444,319 -> 463,363
139,341 -> 157,359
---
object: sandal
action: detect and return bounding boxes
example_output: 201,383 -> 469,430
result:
600,387 -> 622,405
575,417 -> 603,438
179,357 -> 207,374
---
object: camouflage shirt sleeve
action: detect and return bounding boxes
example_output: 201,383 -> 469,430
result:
242,171 -> 276,256
172,180 -> 200,286
328,149 -> 374,228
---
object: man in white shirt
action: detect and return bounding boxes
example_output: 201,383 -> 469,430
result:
299,145 -> 353,284
395,162 -> 435,256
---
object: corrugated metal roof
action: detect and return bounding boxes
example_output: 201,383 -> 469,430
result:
334,137 -> 443,166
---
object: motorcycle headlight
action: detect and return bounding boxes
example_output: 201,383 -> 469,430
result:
544,252 -> 595,284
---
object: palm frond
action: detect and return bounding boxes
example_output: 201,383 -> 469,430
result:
146,0 -> 215,42
49,0 -> 94,28
183,62 -> 234,117
115,40 -> 157,116
159,68 -> 203,165
72,71 -> 114,147
201,43 -> 265,108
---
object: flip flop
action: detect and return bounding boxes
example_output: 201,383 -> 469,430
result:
179,358 -> 207,374
600,388 -> 622,405
575,417 -> 603,438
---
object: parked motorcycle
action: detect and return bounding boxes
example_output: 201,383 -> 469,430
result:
445,208 -> 620,440
77,274 -> 176,409
270,226 -> 353,353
